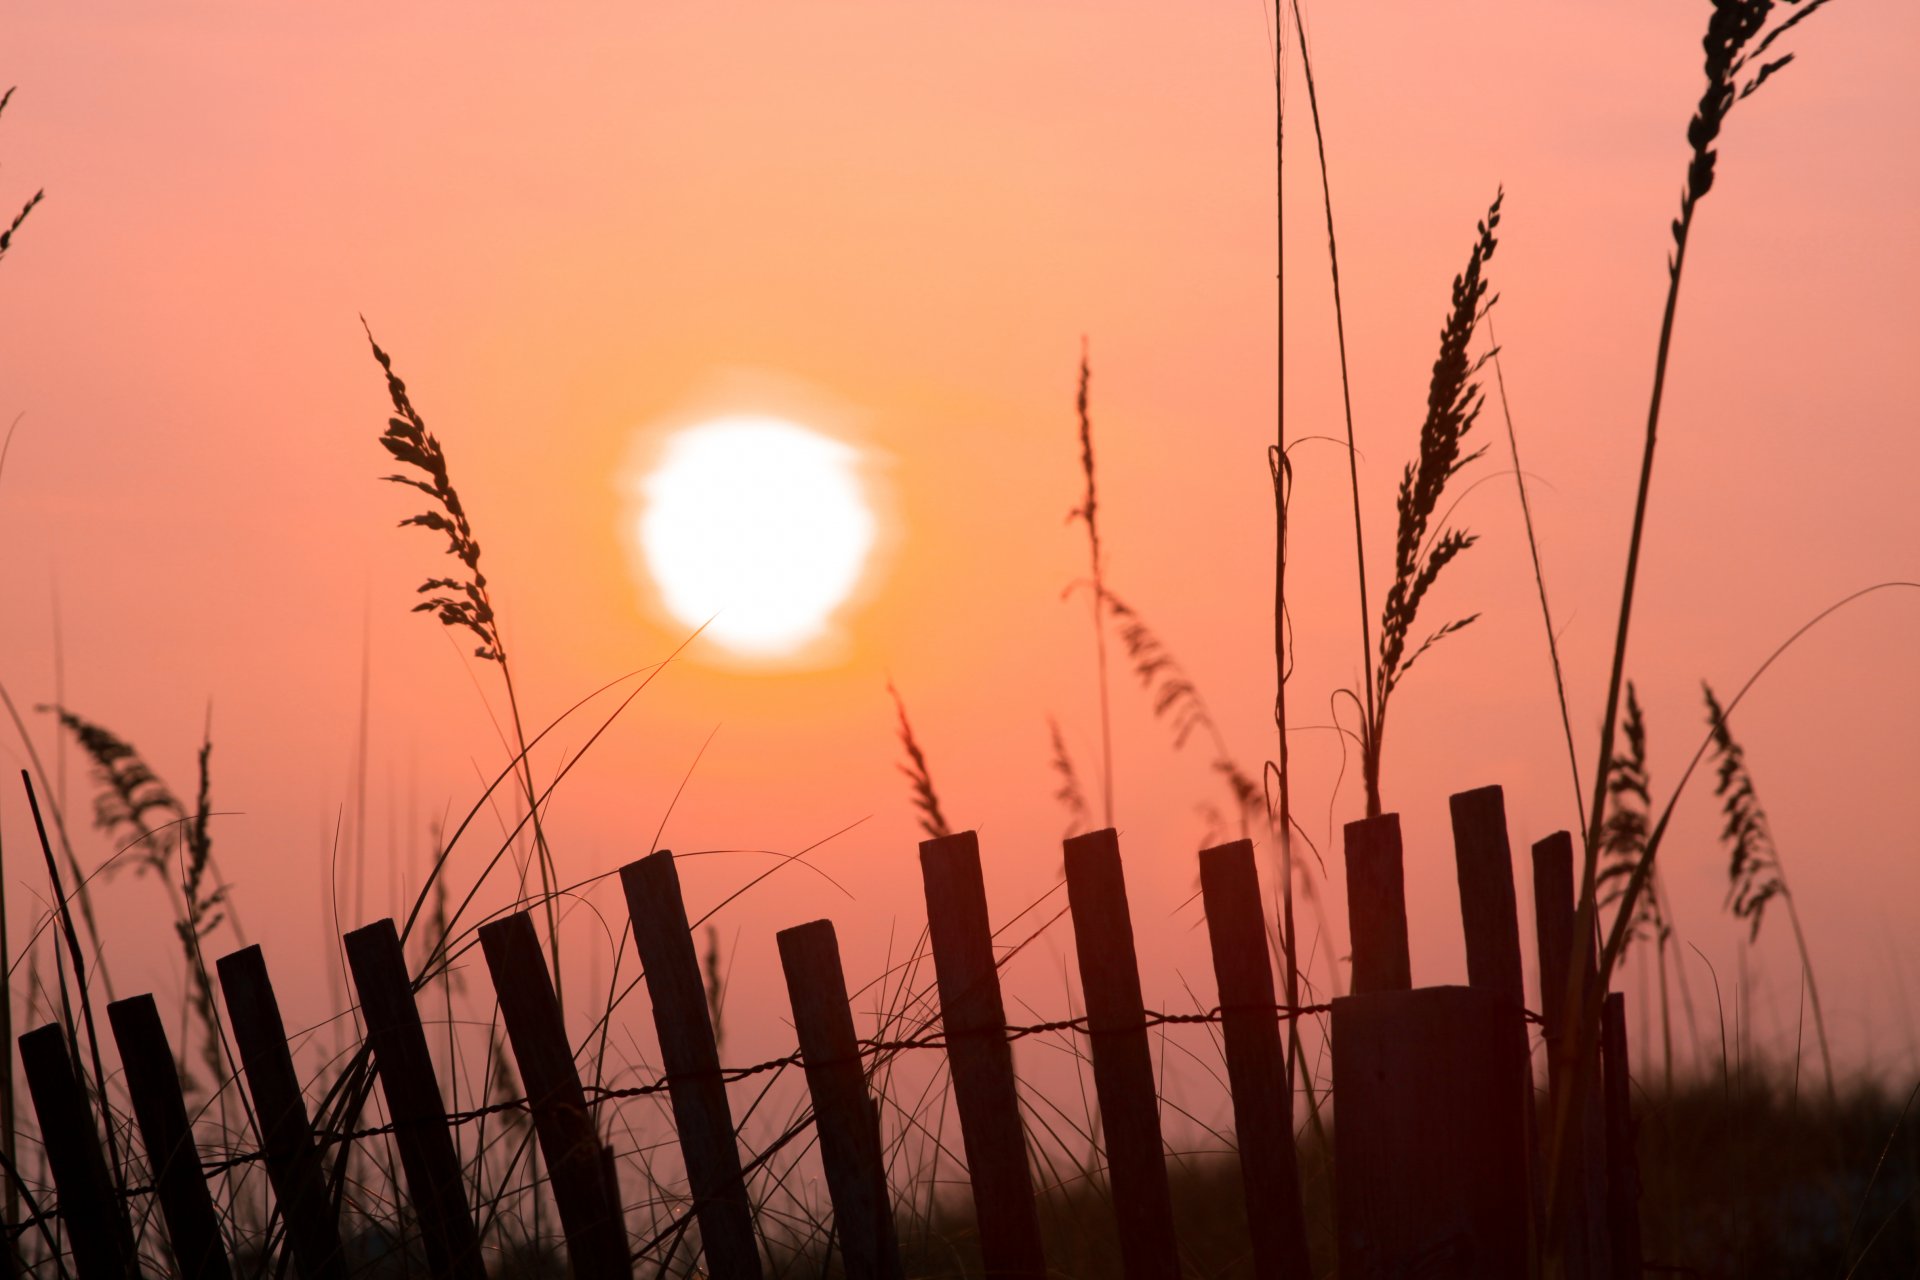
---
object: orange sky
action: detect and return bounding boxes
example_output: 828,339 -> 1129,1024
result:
1,0 -> 1917,1097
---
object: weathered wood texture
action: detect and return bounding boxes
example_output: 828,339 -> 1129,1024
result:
777,920 -> 904,1280
344,919 -> 485,1280
1197,839 -> 1313,1280
17,1024 -> 138,1280
1062,829 -> 1179,1280
215,945 -> 345,1280
478,912 -> 631,1280
621,851 -> 763,1280
1332,986 -> 1530,1280
919,830 -> 1046,1280
1343,814 -> 1411,994
1449,786 -> 1525,1007
1448,788 -> 1544,1263
106,996 -> 232,1280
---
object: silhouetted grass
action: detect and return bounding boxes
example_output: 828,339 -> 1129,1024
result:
1705,680 -> 1836,1104
1360,190 -> 1501,819
886,680 -> 950,841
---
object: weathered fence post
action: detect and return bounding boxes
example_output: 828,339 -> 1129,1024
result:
1343,814 -> 1411,994
620,851 -> 763,1280
1601,993 -> 1642,1279
215,945 -> 345,1280
1197,839 -> 1313,1280
776,920 -> 904,1280
1449,787 -> 1525,1008
1332,986 -> 1530,1280
1448,788 -> 1542,1260
1062,829 -> 1178,1280
106,995 -> 233,1280
344,919 -> 485,1280
918,831 -> 1046,1279
1531,831 -> 1608,1277
16,1024 -> 138,1280
477,912 -> 631,1280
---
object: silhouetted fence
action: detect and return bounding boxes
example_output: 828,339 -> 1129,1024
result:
8,784 -> 1641,1279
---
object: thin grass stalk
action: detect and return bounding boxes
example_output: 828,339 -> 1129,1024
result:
1072,343 -> 1115,829
1290,0 -> 1374,747
20,772 -> 123,1191
1553,8 -> 1839,1252
0,685 -> 112,1001
1267,0 -> 1304,1098
1487,319 -> 1585,838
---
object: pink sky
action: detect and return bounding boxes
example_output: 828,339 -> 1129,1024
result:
1,0 -> 1916,1104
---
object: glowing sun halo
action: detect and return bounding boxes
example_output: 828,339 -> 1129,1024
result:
636,417 -> 877,658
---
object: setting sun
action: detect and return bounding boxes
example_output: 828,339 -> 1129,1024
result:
635,416 -> 876,657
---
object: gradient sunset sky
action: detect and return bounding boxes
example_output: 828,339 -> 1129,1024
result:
1,1 -> 1916,1088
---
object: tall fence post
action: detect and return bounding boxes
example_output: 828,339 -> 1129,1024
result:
1197,839 -> 1313,1280
1332,986 -> 1530,1279
1448,787 -> 1541,1263
777,920 -> 904,1280
16,1024 -> 138,1280
215,945 -> 345,1280
1531,832 -> 1609,1277
105,995 -> 233,1280
620,851 -> 763,1280
1062,829 -> 1178,1280
1343,814 -> 1411,994
477,912 -> 631,1280
918,831 -> 1046,1279
1449,787 -> 1525,1009
344,919 -> 485,1280
1601,993 -> 1642,1279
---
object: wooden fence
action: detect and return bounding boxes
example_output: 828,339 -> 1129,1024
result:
8,784 -> 1640,1279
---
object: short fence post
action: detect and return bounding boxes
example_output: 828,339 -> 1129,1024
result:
1332,986 -> 1530,1280
1531,832 -> 1608,1277
918,831 -> 1046,1280
343,919 -> 485,1280
776,920 -> 904,1280
214,945 -> 345,1280
1197,839 -> 1313,1280
1343,814 -> 1411,994
105,995 -> 233,1280
16,1024 -> 138,1280
1062,829 -> 1178,1280
477,912 -> 631,1280
620,851 -> 763,1280
1601,993 -> 1642,1279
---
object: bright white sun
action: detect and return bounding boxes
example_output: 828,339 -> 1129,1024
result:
636,417 -> 876,658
